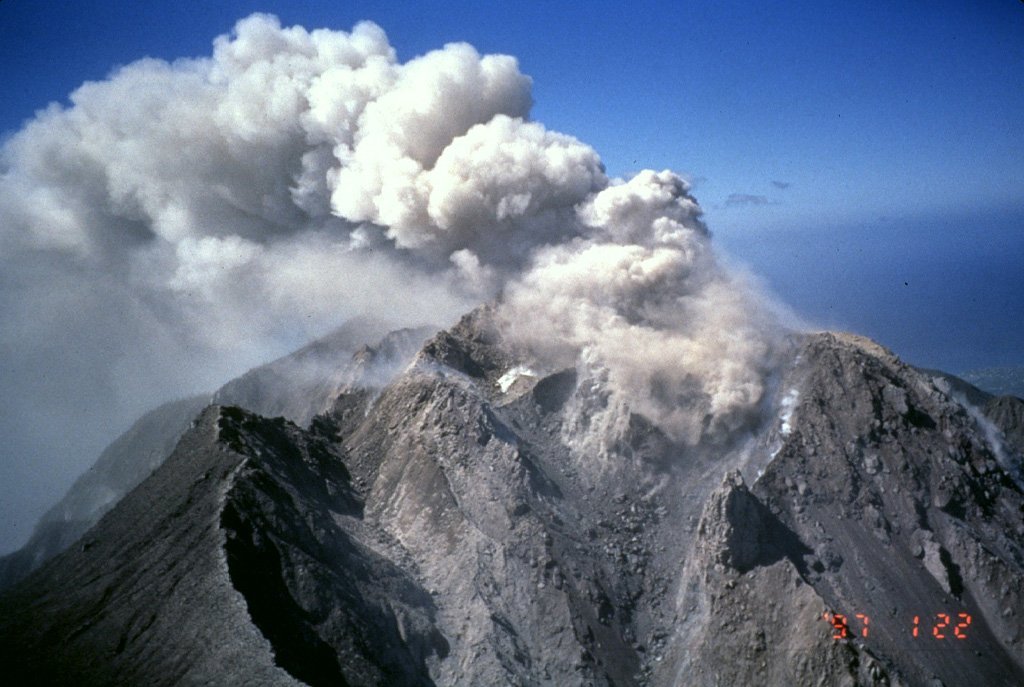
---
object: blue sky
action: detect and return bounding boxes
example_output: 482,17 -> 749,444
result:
1,0 -> 1022,372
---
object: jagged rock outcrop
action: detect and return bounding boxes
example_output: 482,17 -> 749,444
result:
745,333 -> 1024,687
670,333 -> 1024,687
671,470 -> 894,687
2,312 -> 1023,686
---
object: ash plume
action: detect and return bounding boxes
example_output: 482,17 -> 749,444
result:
499,171 -> 791,446
0,14 -> 790,551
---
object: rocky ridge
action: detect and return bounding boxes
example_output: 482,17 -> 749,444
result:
1,311 -> 1023,686
0,324 -> 435,590
960,366 -> 1024,400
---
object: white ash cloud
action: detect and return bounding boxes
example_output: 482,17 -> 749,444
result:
0,14 -> 605,551
0,13 -> 788,550
500,171 -> 789,445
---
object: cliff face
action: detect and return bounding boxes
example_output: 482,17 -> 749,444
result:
674,333 -> 1024,687
2,311 -> 1023,686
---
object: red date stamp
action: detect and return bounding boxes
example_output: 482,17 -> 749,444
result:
823,612 -> 972,640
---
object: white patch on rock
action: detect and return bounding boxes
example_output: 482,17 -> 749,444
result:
779,388 -> 799,436
497,365 -> 536,393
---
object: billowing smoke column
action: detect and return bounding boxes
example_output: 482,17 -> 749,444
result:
501,170 -> 788,446
0,14 -> 787,551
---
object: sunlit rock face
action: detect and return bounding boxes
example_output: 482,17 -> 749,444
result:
672,332 -> 1024,687
2,310 -> 1024,687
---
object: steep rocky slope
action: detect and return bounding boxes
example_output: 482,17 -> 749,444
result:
2,311 -> 1023,686
0,325 -> 434,590
673,332 -> 1024,686
0,405 -> 448,686
986,395 -> 1024,455
0,395 -> 211,589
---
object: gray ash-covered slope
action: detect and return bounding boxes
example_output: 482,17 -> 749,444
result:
0,323 -> 434,591
0,405 -> 445,686
3,309 -> 1024,686
675,333 -> 1024,687
0,395 -> 210,590
917,368 -> 995,409
985,395 -> 1024,454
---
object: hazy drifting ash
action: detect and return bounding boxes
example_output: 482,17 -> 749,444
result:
501,170 -> 790,445
0,14 -> 790,551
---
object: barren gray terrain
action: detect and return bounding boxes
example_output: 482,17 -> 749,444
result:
2,309 -> 1023,686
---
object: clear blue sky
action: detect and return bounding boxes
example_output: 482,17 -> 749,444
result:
1,0 -> 1022,371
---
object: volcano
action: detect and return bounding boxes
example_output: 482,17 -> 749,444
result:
2,307 -> 1023,687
